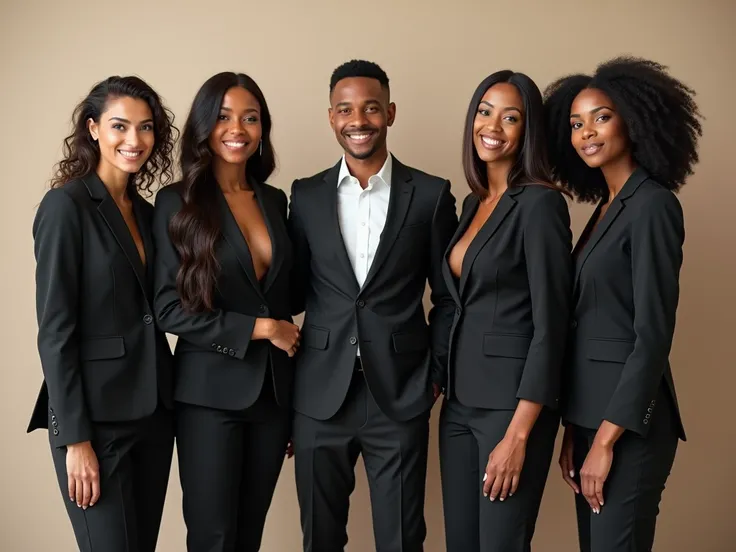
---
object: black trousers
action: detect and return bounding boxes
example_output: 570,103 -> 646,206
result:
439,399 -> 558,552
50,405 -> 174,552
571,387 -> 679,552
293,361 -> 431,552
175,376 -> 291,552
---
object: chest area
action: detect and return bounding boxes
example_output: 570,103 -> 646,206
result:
225,195 -> 273,268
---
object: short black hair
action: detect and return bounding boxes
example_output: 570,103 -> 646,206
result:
544,56 -> 703,202
330,60 -> 390,95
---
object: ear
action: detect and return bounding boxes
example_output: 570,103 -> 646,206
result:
387,102 -> 396,127
87,118 -> 99,141
328,107 -> 335,132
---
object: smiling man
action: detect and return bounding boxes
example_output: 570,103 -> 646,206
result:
288,60 -> 458,552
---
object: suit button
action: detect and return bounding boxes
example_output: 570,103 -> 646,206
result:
222,347 -> 229,355
229,350 -> 236,357
357,300 -> 365,308
349,337 -> 357,346
571,320 -> 578,329
211,343 -> 217,349
216,346 -> 222,352
52,421 -> 58,428
143,314 -> 153,325
53,429 -> 59,436
643,419 -> 649,425
51,415 -> 56,422
49,407 -> 54,414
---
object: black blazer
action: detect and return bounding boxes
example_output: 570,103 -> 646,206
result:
442,185 -> 572,410
564,168 -> 686,440
152,179 -> 293,411
27,174 -> 173,448
288,156 -> 458,422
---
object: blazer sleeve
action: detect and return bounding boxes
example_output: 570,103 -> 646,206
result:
603,190 -> 684,436
427,180 -> 459,388
33,189 -> 93,447
516,190 -> 573,408
152,188 -> 256,360
287,180 -> 311,316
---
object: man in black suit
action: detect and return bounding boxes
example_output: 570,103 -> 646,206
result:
288,60 -> 458,552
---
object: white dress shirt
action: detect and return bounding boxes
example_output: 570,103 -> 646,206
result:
337,153 -> 393,356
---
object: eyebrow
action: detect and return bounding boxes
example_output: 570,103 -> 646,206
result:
570,105 -> 614,118
220,106 -> 260,113
109,117 -> 153,124
335,99 -> 381,108
479,101 -> 522,113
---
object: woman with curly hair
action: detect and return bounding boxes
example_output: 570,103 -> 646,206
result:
544,57 -> 702,551
152,72 -> 298,550
27,76 -> 178,552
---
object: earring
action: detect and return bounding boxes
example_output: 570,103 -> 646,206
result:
259,140 -> 263,156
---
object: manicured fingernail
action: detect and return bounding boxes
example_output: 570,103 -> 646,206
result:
500,497 -> 505,502
483,473 -> 487,481
509,493 -> 514,497
569,470 -> 575,478
489,497 -> 495,502
82,506 -> 87,510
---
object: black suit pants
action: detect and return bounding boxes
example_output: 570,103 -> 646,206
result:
50,405 -> 174,552
293,361 -> 430,552
175,377 -> 291,552
439,399 -> 558,552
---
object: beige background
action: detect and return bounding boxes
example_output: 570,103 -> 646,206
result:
1,0 -> 734,550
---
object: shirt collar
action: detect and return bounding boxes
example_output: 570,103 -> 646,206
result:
337,153 -> 393,189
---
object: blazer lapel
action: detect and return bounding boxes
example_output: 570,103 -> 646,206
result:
216,186 -> 265,299
131,192 -> 155,286
360,158 -> 414,293
441,194 -> 477,306
252,179 -> 285,295
573,168 -> 649,290
83,173 -> 148,298
458,187 -> 521,297
322,161 -> 361,295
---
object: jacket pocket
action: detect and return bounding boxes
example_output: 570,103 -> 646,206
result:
482,334 -> 532,359
392,330 -> 429,354
80,336 -> 126,361
304,326 -> 330,350
585,338 -> 635,363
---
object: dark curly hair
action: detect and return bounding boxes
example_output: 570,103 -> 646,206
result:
330,60 -> 389,96
170,72 -> 276,312
50,75 -> 177,196
462,70 -> 566,198
544,56 -> 703,202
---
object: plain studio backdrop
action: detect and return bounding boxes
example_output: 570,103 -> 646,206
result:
1,0 -> 734,550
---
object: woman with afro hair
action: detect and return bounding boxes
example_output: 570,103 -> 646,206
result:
544,56 -> 702,552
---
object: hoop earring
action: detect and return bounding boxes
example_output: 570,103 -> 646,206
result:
259,139 -> 263,156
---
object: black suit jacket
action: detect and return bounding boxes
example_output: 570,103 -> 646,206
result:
152,179 -> 293,411
288,156 -> 458,422
27,173 -> 173,448
564,168 -> 686,440
443,185 -> 572,410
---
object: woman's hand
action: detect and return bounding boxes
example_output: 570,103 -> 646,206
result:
268,320 -> 301,357
66,441 -> 100,509
559,425 -> 580,494
580,441 -> 613,514
483,434 -> 527,502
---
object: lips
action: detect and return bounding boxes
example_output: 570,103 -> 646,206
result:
344,129 -> 376,145
223,140 -> 248,150
118,150 -> 143,160
582,143 -> 603,156
479,135 -> 506,150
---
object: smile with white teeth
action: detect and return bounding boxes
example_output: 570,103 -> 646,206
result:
480,136 -> 505,149
346,132 -> 373,144
118,150 -> 142,159
224,141 -> 247,149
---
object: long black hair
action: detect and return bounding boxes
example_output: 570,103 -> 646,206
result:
51,75 -> 176,195
170,72 -> 276,311
462,70 -> 563,198
544,56 -> 703,203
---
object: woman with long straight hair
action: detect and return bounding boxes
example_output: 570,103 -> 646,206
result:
152,72 -> 298,551
439,70 -> 572,552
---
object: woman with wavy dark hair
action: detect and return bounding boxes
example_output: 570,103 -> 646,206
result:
27,76 -> 177,552
438,70 -> 572,551
152,72 -> 298,551
545,56 -> 702,552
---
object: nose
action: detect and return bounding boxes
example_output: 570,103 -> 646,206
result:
485,114 -> 502,133
125,129 -> 142,147
582,127 -> 596,140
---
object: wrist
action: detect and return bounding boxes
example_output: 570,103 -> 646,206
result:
66,441 -> 91,451
593,434 -> 615,449
504,430 -> 529,444
254,318 -> 276,340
